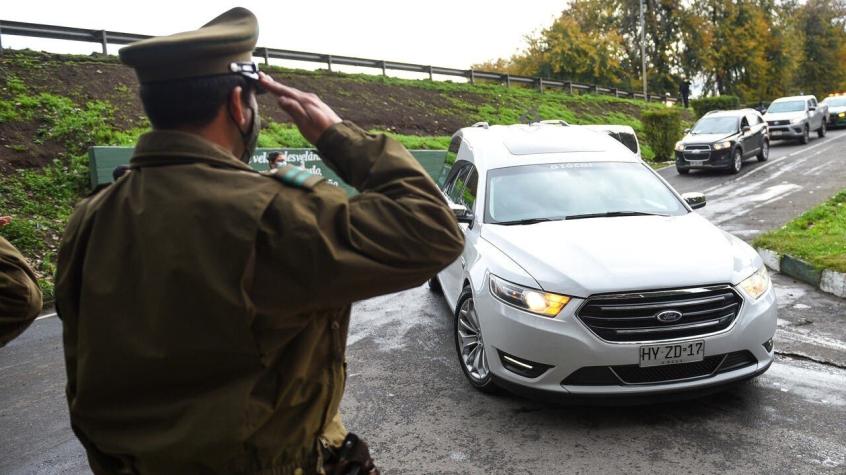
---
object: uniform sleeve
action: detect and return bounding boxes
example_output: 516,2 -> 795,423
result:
0,236 -> 43,347
252,121 -> 465,315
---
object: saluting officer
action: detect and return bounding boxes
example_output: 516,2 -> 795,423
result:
55,8 -> 464,475
0,216 -> 43,347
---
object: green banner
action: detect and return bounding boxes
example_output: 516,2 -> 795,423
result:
89,147 -> 448,196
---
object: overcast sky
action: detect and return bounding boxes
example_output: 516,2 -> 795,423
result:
1,1 -> 566,71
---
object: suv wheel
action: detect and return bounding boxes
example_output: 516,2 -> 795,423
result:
757,139 -> 769,162
730,148 -> 742,174
800,125 -> 810,144
818,121 -> 827,138
454,287 -> 498,393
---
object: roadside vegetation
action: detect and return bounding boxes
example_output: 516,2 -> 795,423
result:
754,190 -> 846,273
1,49 -> 680,300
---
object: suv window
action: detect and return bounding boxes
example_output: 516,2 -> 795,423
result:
447,163 -> 479,210
741,116 -> 750,128
443,161 -> 470,198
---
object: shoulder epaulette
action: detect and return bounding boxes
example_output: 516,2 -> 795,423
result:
263,165 -> 326,190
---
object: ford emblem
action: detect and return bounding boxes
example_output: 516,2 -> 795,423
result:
655,310 -> 683,323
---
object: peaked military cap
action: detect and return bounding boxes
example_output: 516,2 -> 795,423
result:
119,7 -> 260,83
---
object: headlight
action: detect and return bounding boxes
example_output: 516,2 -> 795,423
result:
674,141 -> 685,152
712,141 -> 731,150
790,117 -> 804,124
489,274 -> 570,317
737,267 -> 771,300
839,112 -> 845,118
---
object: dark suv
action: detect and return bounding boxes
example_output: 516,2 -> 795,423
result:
675,109 -> 769,175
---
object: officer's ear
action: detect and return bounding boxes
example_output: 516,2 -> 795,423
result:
228,86 -> 249,129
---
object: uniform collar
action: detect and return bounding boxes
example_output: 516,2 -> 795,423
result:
130,130 -> 256,172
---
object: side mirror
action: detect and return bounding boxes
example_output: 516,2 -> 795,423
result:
682,192 -> 706,210
683,128 -> 691,134
741,125 -> 751,133
809,106 -> 816,111
449,202 -> 474,224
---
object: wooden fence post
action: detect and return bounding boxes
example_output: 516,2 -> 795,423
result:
100,30 -> 108,55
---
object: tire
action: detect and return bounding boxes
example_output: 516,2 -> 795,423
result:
800,125 -> 810,144
454,287 -> 498,393
729,148 -> 742,174
757,139 -> 769,162
677,167 -> 690,175
428,275 -> 442,294
818,120 -> 827,138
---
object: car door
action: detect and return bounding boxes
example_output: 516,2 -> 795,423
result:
745,112 -> 763,153
438,161 -> 472,306
808,98 -> 818,129
739,115 -> 753,157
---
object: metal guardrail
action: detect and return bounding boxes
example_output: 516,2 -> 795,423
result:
0,19 -> 676,102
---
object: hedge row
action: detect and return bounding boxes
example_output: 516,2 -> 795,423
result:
641,109 -> 683,161
690,95 -> 741,118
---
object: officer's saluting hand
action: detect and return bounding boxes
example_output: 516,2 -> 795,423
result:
55,7 -> 464,475
0,216 -> 43,347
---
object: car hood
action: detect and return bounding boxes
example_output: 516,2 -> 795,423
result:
764,111 -> 805,121
481,213 -> 760,297
828,105 -> 846,114
680,133 -> 732,145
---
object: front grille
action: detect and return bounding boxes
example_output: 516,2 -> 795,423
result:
576,286 -> 742,342
561,350 -> 758,386
683,145 -> 710,161
767,120 -> 789,126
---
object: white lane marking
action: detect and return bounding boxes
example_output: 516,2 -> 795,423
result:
35,312 -> 57,321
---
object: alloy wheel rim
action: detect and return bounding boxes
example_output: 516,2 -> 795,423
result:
763,141 -> 769,159
734,150 -> 742,171
457,297 -> 489,381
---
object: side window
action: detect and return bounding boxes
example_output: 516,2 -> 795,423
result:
444,162 -> 470,200
460,167 -> 479,210
437,135 -> 462,188
755,113 -> 765,125
807,99 -> 814,109
740,116 -> 749,129
811,98 -> 818,107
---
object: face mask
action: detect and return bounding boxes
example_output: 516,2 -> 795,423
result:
229,96 -> 261,164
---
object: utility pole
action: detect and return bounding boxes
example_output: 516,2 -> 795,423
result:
640,0 -> 647,100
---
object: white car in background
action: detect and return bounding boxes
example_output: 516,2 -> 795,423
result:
431,122 -> 777,400
581,124 -> 641,160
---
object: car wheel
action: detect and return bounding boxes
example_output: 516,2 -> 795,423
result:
818,121 -> 827,138
677,166 -> 690,175
800,125 -> 810,144
729,148 -> 742,174
428,275 -> 442,294
757,139 -> 769,162
454,286 -> 498,393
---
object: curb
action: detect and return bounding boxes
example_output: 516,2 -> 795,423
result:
756,247 -> 846,299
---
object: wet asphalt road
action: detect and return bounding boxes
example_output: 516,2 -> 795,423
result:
1,130 -> 846,474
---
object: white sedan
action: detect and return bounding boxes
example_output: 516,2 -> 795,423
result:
431,122 -> 777,399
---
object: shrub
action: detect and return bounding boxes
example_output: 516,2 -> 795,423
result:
690,95 -> 740,118
641,109 -> 682,161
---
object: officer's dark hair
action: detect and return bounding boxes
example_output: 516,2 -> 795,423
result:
267,151 -> 282,162
140,74 -> 255,129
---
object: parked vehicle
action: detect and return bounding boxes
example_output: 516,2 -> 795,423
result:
822,93 -> 846,128
763,95 -> 828,144
581,124 -> 641,160
674,109 -> 769,175
431,122 -> 777,400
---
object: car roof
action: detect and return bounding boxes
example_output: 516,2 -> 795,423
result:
771,95 -> 814,102
454,123 -> 640,171
580,124 -> 637,134
703,108 -> 758,118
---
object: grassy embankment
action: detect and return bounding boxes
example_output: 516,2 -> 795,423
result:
754,190 -> 846,273
0,50 -> 682,300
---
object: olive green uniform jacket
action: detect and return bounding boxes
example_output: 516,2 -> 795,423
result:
55,122 -> 464,474
0,236 -> 43,346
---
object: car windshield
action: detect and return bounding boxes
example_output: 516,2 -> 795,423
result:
691,117 -> 738,134
485,162 -> 687,224
823,97 -> 846,107
767,101 -> 805,113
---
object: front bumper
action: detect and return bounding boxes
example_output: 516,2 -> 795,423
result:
767,123 -> 805,139
477,284 -> 777,397
675,147 -> 733,170
829,113 -> 846,128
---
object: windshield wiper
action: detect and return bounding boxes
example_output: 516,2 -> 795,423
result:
496,217 -> 561,226
565,211 -> 668,220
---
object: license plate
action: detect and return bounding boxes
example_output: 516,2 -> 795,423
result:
771,131 -> 782,136
688,160 -> 705,166
639,340 -> 705,367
